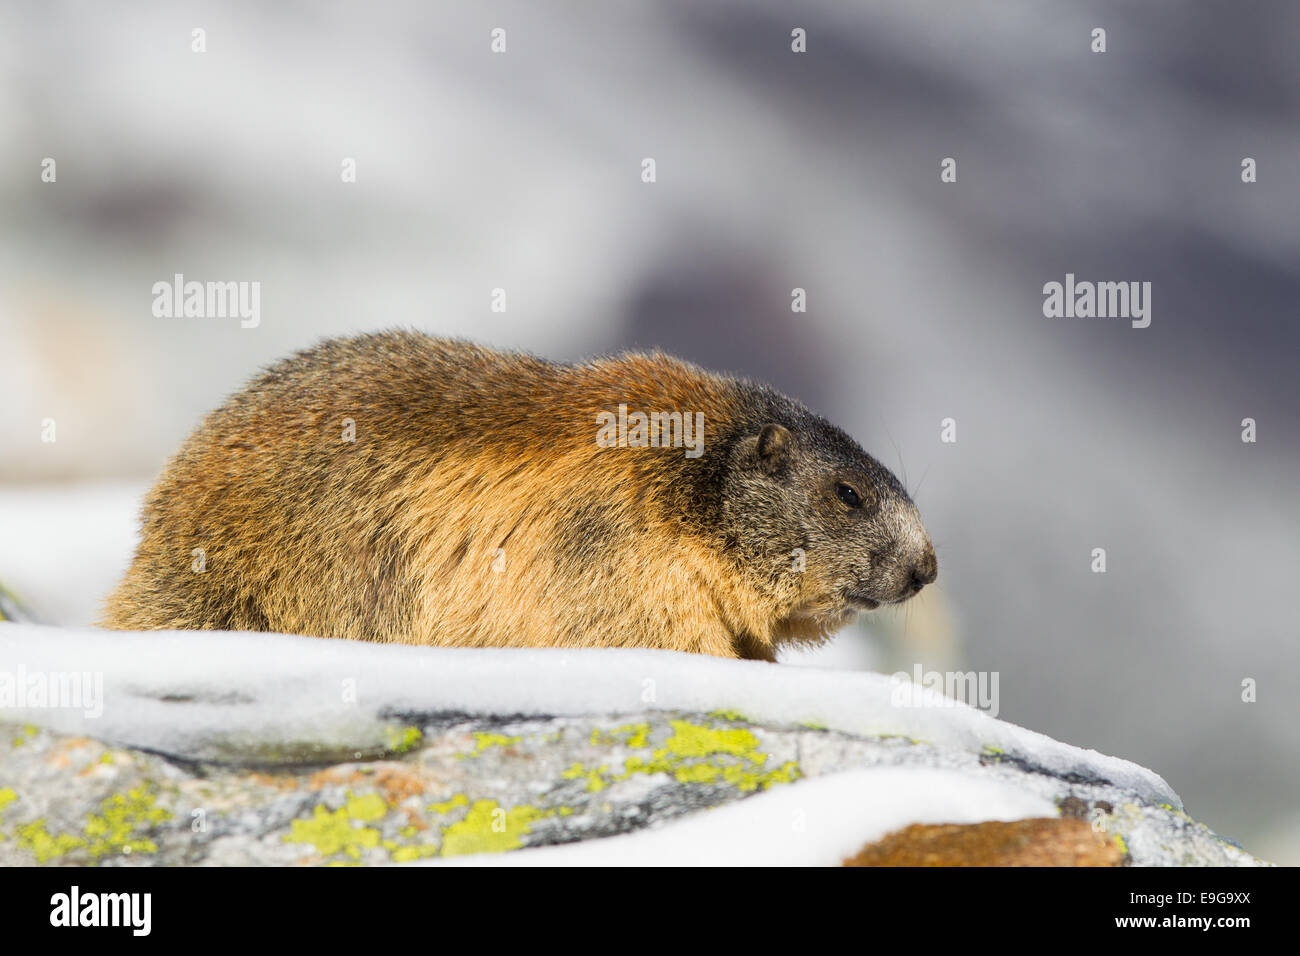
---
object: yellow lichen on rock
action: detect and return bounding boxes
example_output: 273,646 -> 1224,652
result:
439,800 -> 549,857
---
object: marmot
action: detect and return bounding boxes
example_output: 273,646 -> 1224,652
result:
101,331 -> 936,661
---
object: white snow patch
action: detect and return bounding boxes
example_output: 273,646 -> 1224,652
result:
0,482 -> 143,626
0,622 -> 1178,807
427,767 -> 1057,866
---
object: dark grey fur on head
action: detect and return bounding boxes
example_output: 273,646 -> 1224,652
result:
683,382 -> 936,616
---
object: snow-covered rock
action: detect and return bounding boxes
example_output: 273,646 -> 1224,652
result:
0,623 -> 1267,866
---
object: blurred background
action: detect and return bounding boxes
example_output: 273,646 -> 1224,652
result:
1,1 -> 1297,861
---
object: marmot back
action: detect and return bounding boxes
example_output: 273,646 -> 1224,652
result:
101,331 -> 936,661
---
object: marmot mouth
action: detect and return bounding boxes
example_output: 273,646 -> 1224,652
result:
843,593 -> 881,611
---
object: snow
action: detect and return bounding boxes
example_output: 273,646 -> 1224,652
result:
428,767 -> 1057,866
0,621 -> 1179,807
0,482 -> 143,626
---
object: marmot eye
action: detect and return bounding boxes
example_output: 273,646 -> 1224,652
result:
835,483 -> 862,508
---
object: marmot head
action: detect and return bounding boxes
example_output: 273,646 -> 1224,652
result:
718,406 -> 936,631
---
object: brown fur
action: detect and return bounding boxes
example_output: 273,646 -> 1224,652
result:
101,332 -> 935,660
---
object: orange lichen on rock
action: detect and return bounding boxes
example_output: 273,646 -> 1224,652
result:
842,818 -> 1125,867
371,765 -> 429,806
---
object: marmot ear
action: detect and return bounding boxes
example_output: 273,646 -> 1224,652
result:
755,423 -> 793,475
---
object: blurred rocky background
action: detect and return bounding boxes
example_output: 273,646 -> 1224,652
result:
1,1 -> 1297,861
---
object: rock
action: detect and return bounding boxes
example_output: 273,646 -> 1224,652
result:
0,623 -> 1271,866
0,580 -> 34,624
0,711 -> 1265,867
843,818 -> 1125,867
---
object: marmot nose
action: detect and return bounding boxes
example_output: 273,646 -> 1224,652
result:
908,550 -> 938,594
